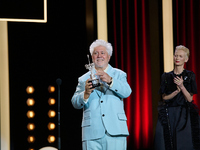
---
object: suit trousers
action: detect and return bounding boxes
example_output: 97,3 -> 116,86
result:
82,132 -> 127,150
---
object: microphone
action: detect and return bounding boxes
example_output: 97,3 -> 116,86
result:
56,78 -> 62,86
56,78 -> 62,150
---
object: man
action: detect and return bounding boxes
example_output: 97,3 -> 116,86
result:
71,39 -> 132,150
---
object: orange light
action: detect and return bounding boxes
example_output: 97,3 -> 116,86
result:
47,135 -> 56,143
27,135 -> 35,143
48,86 -> 55,93
26,86 -> 35,94
48,122 -> 56,130
27,123 -> 35,131
48,98 -> 56,105
48,110 -> 56,118
27,110 -> 35,118
26,98 -> 35,106
28,148 -> 34,150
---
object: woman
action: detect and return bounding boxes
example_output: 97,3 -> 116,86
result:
154,45 -> 200,150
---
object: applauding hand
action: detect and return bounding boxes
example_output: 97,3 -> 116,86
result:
174,76 -> 184,88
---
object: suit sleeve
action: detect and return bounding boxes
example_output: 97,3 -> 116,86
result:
109,71 -> 132,99
71,78 -> 86,109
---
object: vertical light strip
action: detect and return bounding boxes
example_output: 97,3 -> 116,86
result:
43,0 -> 47,22
0,21 -> 10,150
162,0 -> 174,72
97,0 -> 108,41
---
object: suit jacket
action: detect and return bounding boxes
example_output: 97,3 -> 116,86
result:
71,64 -> 132,141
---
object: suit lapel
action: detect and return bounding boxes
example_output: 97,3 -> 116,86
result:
106,64 -> 114,78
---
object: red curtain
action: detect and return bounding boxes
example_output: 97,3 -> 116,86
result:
174,0 -> 200,107
107,0 -> 153,149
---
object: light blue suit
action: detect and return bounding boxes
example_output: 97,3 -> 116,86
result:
71,64 -> 132,141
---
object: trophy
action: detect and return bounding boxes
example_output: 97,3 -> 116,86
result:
85,55 -> 100,88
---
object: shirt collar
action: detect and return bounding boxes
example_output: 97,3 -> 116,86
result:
104,65 -> 109,73
95,65 -> 109,73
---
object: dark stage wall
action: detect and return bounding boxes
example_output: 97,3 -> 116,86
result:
8,1 -> 89,150
5,0 -> 162,150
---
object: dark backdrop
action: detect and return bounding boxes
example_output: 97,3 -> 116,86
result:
8,1 -> 92,150
3,0 -> 162,149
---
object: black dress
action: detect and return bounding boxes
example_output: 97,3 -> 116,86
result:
154,70 -> 200,150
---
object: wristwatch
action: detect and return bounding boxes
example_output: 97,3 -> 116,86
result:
108,77 -> 113,85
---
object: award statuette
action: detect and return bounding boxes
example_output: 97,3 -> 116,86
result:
85,55 -> 100,88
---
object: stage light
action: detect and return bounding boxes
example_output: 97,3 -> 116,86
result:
47,122 -> 56,130
27,110 -> 35,118
48,98 -> 56,105
28,148 -> 34,150
27,123 -> 35,131
48,85 -> 55,93
27,135 -> 35,143
26,86 -> 35,94
47,135 -> 56,143
48,110 -> 56,118
27,98 -> 35,106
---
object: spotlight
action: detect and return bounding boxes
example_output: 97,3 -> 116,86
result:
26,86 -> 35,94
47,135 -> 56,143
48,110 -> 56,118
27,135 -> 35,143
27,110 -> 35,118
48,86 -> 55,93
27,123 -> 35,131
48,98 -> 56,105
26,98 -> 35,106
28,148 -> 34,150
47,122 -> 56,130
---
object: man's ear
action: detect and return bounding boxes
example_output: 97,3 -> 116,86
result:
108,55 -> 111,62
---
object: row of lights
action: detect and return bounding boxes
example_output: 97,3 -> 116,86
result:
26,85 -> 57,149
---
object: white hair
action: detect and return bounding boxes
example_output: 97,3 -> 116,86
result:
89,39 -> 113,56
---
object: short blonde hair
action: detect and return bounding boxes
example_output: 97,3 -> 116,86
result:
175,45 -> 190,59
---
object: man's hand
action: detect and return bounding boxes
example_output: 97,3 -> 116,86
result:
96,70 -> 112,84
84,79 -> 95,99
